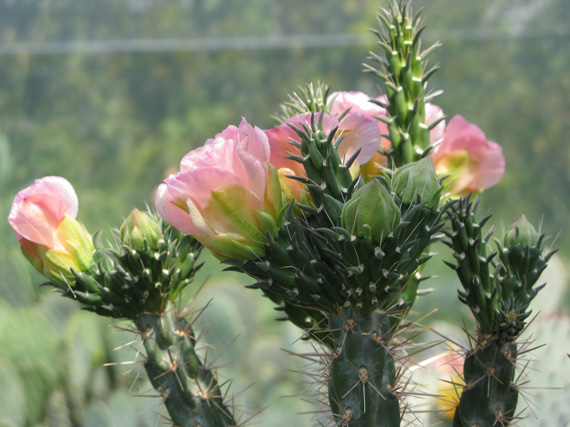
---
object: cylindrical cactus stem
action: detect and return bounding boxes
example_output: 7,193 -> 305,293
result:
366,0 -> 441,167
328,306 -> 400,427
453,336 -> 518,427
134,302 -> 236,427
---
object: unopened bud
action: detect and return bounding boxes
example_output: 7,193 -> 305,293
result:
393,157 -> 441,210
504,215 -> 538,248
341,179 -> 401,242
120,209 -> 162,251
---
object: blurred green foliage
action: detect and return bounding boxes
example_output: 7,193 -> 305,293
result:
0,0 -> 569,425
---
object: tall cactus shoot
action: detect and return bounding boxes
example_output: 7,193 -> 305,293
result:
366,1 -> 442,167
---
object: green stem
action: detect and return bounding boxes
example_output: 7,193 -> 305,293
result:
453,337 -> 518,427
328,307 -> 400,427
134,303 -> 235,427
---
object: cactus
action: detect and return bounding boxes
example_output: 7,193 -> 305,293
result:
327,307 -> 400,427
230,104 -> 447,425
69,214 -> 203,319
443,196 -> 554,426
21,210 -> 237,426
0,358 -> 26,427
365,0 -> 442,167
274,81 -> 333,123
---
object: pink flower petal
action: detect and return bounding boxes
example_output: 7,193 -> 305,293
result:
330,91 -> 386,117
8,176 -> 78,247
337,112 -> 382,165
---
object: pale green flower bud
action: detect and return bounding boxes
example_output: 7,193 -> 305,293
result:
120,209 -> 162,251
504,215 -> 538,248
393,157 -> 442,210
341,179 -> 401,242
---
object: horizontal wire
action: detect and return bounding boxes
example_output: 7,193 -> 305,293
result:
0,26 -> 568,56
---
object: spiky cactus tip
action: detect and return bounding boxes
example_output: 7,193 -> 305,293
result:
365,0 -> 442,166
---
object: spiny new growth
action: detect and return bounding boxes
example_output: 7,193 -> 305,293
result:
365,0 -> 442,166
274,81 -> 334,123
443,196 -> 554,426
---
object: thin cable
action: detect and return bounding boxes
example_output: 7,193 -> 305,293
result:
0,26 -> 568,56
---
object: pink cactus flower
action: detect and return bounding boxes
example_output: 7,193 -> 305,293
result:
265,110 -> 382,200
431,115 -> 505,196
426,103 -> 446,143
329,91 -> 446,180
8,176 -> 94,285
156,118 -> 283,260
330,91 -> 387,118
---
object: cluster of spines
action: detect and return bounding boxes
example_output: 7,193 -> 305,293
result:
134,303 -> 236,427
232,114 -> 446,426
365,0 -> 442,166
273,81 -> 333,123
66,218 -> 202,319
237,179 -> 444,329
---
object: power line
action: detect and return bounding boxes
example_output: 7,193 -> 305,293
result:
0,26 -> 568,55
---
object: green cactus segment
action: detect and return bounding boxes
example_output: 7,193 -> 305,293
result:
444,196 -> 553,341
134,303 -> 236,427
235,172 -> 445,324
52,215 -> 203,319
290,114 -> 357,222
328,307 -> 400,427
366,0 -> 441,166
494,217 -> 555,341
444,196 -> 554,427
443,197 -> 498,334
453,339 -> 518,427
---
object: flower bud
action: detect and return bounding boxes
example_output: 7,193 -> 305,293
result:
393,157 -> 442,210
8,176 -> 94,287
504,215 -> 538,248
120,209 -> 162,251
341,179 -> 401,242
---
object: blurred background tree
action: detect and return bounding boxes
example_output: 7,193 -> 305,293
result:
0,0 -> 568,425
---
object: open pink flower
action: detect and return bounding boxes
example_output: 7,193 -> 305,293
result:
8,176 -> 94,285
156,118 -> 283,260
265,110 -> 382,200
431,115 -> 505,195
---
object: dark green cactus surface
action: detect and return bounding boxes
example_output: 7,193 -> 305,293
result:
328,307 -> 400,427
135,304 -> 236,427
453,339 -> 518,427
68,217 -> 202,319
